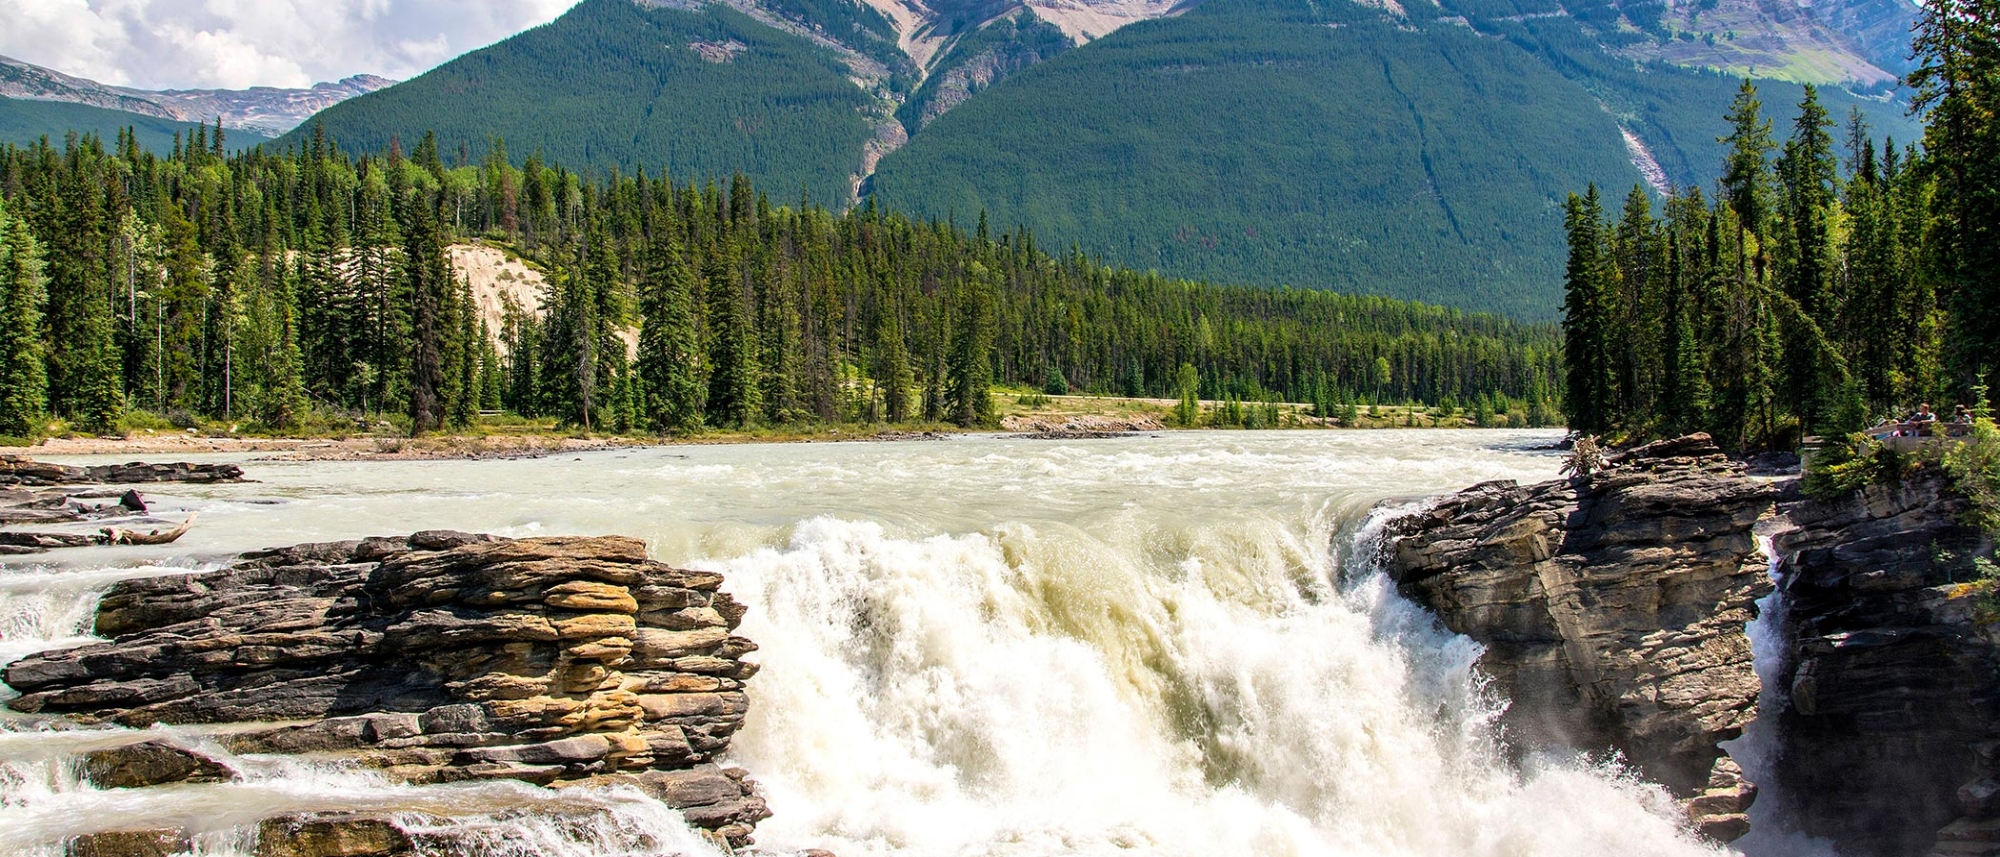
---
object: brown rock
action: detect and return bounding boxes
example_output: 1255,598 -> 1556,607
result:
255,816 -> 408,857
83,741 -> 235,788
543,581 -> 639,613
66,829 -> 190,857
1384,436 -> 1775,795
4,533 -> 766,844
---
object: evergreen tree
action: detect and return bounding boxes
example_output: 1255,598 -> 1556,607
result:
261,262 -> 309,430
0,201 -> 48,436
404,192 -> 452,435
1911,0 -> 2000,398
946,276 -> 996,427
876,294 -> 914,423
1174,363 -> 1200,426
704,242 -> 759,428
638,232 -> 705,433
1561,186 -> 1615,435
1774,85 -> 1841,434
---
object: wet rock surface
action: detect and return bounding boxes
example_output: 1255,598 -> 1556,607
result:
1384,434 -> 1777,805
1768,472 -> 1998,857
8,532 -> 769,855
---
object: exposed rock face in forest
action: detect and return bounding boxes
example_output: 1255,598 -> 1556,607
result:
1383,434 -> 1777,838
5,531 -> 769,856
1768,472 -> 1999,857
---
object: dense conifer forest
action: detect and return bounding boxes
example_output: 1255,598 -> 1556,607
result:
0,122 -> 1560,438
1559,0 -> 2000,450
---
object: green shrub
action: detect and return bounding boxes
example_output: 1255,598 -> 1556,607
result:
1944,417 -> 2000,536
1803,432 -> 1901,499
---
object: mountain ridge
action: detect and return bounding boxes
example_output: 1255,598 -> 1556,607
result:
0,54 -> 393,137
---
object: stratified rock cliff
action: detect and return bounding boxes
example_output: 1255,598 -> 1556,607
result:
1769,472 -> 1999,857
5,531 -> 768,856
1384,434 -> 1776,838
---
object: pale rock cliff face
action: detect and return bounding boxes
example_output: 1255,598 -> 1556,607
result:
1384,434 -> 1776,839
7,532 -> 768,857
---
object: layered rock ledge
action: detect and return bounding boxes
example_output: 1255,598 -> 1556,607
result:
5,531 -> 769,856
1383,434 -> 1776,838
0,453 -> 244,486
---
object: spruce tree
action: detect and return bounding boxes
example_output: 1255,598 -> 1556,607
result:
1561,186 -> 1615,435
637,233 -> 704,433
404,193 -> 451,435
1775,85 -> 1840,434
1719,80 -> 1776,282
71,288 -> 123,432
876,295 -> 914,423
0,202 -> 48,436
946,277 -> 996,427
261,264 -> 309,431
705,242 -> 759,428
1911,0 -> 2000,399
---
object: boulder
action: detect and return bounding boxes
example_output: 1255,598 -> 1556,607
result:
82,741 -> 235,788
254,816 -> 409,857
65,829 -> 191,857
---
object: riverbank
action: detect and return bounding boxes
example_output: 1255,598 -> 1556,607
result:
8,392 -> 1545,462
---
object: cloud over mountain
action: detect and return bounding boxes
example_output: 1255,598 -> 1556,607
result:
0,0 -> 580,90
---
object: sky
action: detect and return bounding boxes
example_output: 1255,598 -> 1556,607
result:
0,0 -> 583,91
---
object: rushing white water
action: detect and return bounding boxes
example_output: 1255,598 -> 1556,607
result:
1,430 -> 1736,856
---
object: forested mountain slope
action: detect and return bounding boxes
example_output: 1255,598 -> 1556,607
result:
870,0 -> 1916,316
279,0 -> 886,207
279,0 -> 1919,317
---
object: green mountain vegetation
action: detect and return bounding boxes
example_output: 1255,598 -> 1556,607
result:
0,130 -> 1560,440
256,0 -> 1920,320
870,0 -> 1917,319
276,0 -> 881,207
0,96 -> 267,152
1559,1 -> 1999,452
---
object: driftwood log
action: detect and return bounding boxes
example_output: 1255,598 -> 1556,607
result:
100,512 -> 198,546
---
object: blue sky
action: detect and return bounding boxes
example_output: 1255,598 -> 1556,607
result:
0,0 -> 583,90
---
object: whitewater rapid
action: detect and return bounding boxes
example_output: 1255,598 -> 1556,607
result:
0,430 -> 1734,856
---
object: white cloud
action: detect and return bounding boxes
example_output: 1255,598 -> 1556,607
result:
0,0 -> 582,90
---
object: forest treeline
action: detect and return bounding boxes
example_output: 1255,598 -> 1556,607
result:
1559,0 -> 2000,450
0,121 -> 1560,438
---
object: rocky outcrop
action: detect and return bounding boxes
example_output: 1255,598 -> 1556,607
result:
1384,434 -> 1778,813
0,454 -> 245,486
0,454 -> 239,544
1767,471 -> 1998,857
6,531 -> 769,855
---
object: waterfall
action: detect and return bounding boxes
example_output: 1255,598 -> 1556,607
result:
1723,529 -> 1840,857
0,432 -> 1737,856
722,511 -> 1726,857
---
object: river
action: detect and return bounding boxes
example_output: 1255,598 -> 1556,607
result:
0,429 -> 1732,856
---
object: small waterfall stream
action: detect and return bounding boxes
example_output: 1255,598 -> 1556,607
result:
1723,528 -> 1839,857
